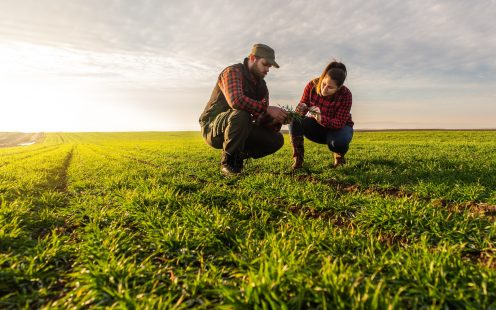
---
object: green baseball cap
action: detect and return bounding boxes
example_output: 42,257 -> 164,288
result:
251,43 -> 280,68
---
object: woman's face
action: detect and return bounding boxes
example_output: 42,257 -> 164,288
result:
321,76 -> 339,96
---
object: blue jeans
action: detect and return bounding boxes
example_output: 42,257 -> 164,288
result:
289,117 -> 353,154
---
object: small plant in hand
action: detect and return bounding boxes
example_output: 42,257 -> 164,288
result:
279,104 -> 303,123
279,104 -> 321,123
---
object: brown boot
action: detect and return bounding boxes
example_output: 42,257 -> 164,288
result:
290,135 -> 304,169
333,152 -> 346,168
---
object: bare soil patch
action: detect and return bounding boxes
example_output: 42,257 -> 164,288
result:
0,132 -> 45,148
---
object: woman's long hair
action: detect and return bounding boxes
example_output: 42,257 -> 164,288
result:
313,61 -> 347,96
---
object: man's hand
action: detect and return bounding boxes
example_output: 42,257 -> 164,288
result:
295,103 -> 308,116
266,106 -> 289,124
256,112 -> 282,132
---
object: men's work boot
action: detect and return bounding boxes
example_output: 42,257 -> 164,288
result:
333,152 -> 346,168
234,151 -> 250,172
290,135 -> 304,169
220,151 -> 241,177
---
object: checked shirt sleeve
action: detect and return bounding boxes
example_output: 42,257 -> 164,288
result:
320,90 -> 352,129
295,81 -> 313,116
218,66 -> 268,118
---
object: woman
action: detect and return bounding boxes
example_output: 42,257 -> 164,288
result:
289,61 -> 354,169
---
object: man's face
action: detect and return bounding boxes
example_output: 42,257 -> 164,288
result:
251,58 -> 272,79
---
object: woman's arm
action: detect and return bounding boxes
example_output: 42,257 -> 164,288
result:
295,81 -> 313,116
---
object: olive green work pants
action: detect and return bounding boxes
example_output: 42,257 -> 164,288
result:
202,109 -> 284,158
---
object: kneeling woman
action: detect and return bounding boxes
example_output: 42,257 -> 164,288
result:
290,61 -> 354,169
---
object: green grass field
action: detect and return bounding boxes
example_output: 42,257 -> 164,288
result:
1,131 -> 495,309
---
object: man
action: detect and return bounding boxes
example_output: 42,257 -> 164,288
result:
199,43 -> 289,177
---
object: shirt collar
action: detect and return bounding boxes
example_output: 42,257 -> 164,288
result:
243,58 -> 259,83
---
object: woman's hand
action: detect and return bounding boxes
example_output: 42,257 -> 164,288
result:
308,106 -> 322,123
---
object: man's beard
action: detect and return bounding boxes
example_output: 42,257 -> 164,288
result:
250,66 -> 266,79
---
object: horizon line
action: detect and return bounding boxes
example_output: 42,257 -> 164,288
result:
2,128 -> 496,134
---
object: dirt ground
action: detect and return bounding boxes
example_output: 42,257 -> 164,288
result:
0,132 -> 45,148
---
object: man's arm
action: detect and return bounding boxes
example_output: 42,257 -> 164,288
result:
218,66 -> 267,118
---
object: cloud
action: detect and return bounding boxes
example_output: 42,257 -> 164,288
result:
3,0 -> 494,79
1,0 -> 495,130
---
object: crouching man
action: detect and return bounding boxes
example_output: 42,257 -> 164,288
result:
199,43 -> 288,177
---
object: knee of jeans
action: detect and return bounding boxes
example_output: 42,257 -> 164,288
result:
230,109 -> 252,125
302,117 -> 319,131
329,138 -> 351,151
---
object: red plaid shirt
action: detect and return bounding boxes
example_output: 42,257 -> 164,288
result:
218,66 -> 268,119
296,81 -> 354,128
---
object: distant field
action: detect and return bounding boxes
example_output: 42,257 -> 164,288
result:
0,132 -> 45,148
0,131 -> 495,308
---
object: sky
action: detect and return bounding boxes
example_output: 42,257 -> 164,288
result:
1,0 -> 495,132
